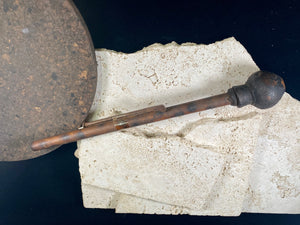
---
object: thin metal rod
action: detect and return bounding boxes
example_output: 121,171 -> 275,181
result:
31,70 -> 286,151
31,93 -> 231,151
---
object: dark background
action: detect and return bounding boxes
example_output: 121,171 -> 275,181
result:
0,0 -> 299,224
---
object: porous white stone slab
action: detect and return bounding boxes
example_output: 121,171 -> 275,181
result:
77,37 -> 300,215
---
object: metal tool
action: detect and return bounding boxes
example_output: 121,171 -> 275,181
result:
31,71 -> 285,151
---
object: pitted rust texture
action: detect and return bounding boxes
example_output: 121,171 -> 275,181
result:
0,0 -> 97,161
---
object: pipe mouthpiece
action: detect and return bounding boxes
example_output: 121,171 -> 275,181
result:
228,71 -> 285,109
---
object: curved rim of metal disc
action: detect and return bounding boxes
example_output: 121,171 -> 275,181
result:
0,0 -> 98,161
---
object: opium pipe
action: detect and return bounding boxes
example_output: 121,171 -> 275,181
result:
31,71 -> 286,151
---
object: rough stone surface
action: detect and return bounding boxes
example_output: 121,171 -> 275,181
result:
81,183 -> 119,209
113,93 -> 300,215
79,129 -> 226,210
77,38 -> 300,215
242,93 -> 300,214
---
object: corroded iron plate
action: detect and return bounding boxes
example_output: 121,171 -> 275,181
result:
0,0 -> 97,161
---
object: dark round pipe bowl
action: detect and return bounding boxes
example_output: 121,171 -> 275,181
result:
228,71 -> 286,109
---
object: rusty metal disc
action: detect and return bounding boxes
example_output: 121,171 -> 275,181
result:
0,0 -> 97,161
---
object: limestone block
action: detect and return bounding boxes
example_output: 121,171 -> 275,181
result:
77,37 -> 300,215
